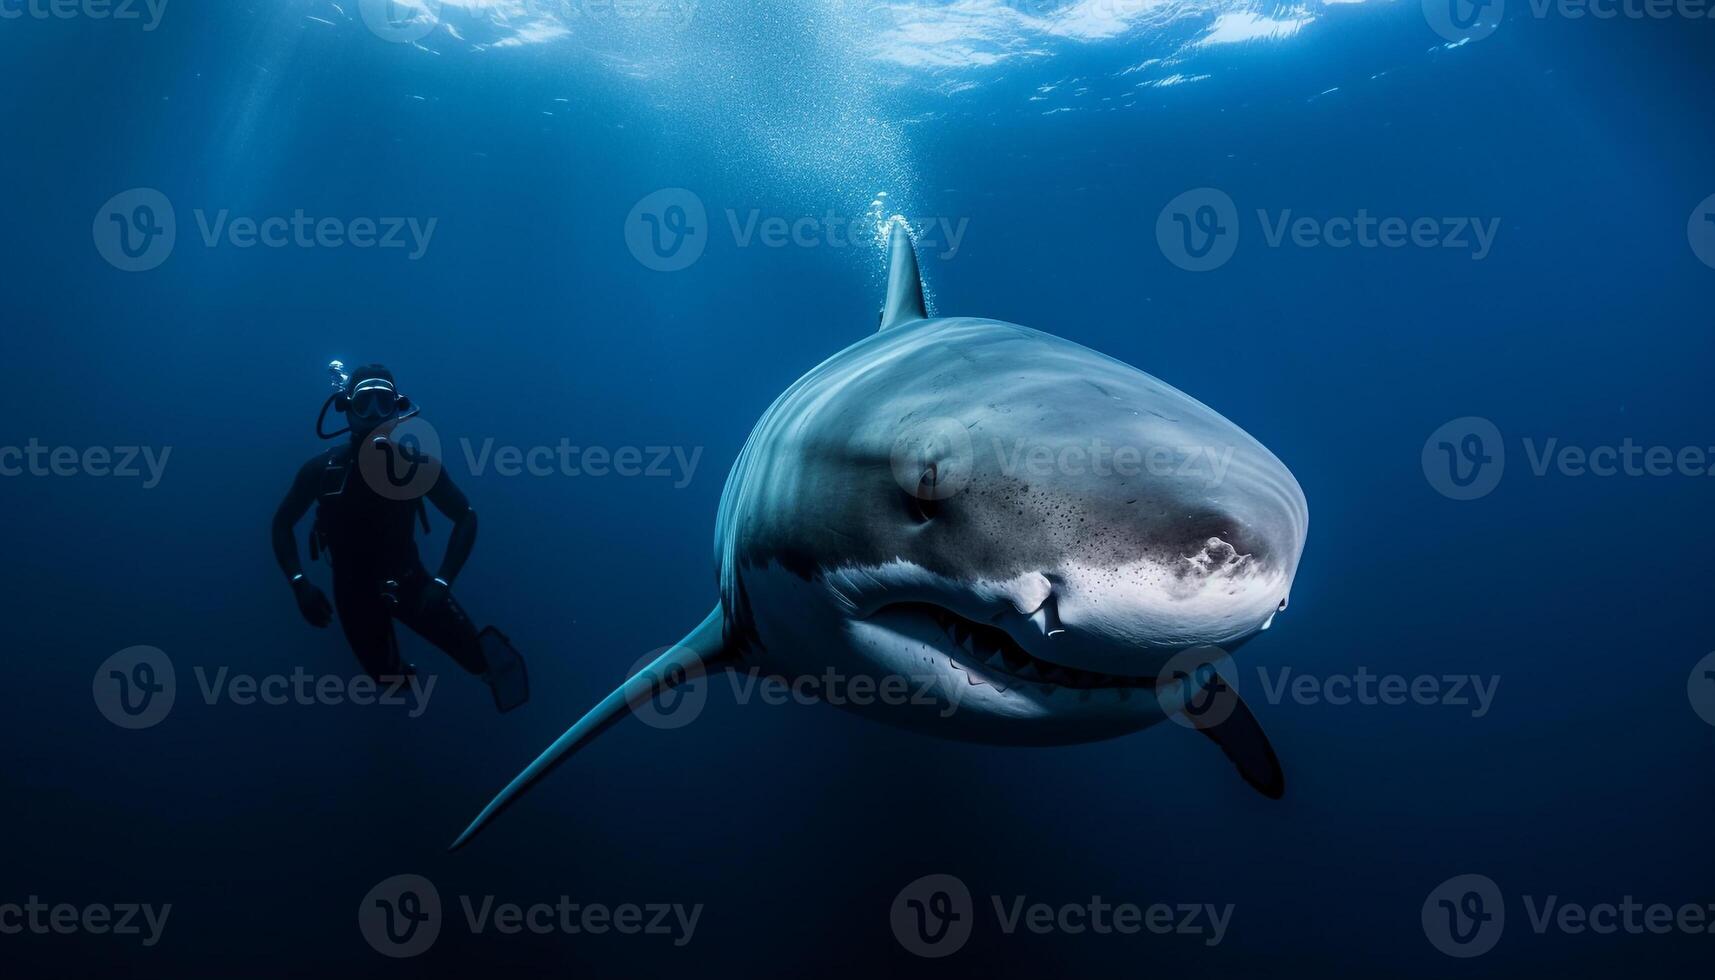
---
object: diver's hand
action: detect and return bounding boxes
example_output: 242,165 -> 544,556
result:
291,577 -> 333,628
417,576 -> 450,614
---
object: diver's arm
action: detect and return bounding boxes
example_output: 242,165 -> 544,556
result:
274,455 -> 334,628
272,456 -> 324,581
427,466 -> 477,586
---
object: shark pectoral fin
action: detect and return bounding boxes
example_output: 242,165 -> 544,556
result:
448,606 -> 732,852
1198,671 -> 1286,800
878,220 -> 928,331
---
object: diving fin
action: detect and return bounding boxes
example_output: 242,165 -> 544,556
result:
1197,670 -> 1286,800
479,626 -> 529,714
450,607 -> 733,851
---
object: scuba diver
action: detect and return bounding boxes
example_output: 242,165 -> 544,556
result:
271,361 -> 528,712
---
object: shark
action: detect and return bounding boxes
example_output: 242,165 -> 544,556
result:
450,222 -> 1309,850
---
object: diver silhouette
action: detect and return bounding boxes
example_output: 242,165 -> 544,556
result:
271,362 -> 528,712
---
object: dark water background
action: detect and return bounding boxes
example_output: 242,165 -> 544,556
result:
2,1 -> 1712,975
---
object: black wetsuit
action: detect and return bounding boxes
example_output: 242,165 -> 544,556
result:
273,443 -> 486,680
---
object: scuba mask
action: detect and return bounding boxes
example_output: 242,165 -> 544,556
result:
349,380 -> 401,420
316,360 -> 418,439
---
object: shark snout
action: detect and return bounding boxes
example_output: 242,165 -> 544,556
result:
989,444 -> 1308,676
1132,506 -> 1300,656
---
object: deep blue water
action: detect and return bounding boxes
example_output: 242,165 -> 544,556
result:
3,1 -> 1713,976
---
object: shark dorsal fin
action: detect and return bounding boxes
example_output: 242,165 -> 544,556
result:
879,220 -> 927,331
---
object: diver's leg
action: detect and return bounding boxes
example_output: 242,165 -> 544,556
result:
332,577 -> 407,680
394,571 -> 487,676
396,570 -> 528,711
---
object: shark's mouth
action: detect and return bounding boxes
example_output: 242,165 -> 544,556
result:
880,602 -> 1159,694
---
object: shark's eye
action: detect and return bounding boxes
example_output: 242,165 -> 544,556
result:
907,463 -> 940,522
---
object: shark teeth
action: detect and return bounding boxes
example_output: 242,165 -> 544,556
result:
904,603 -> 1155,694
